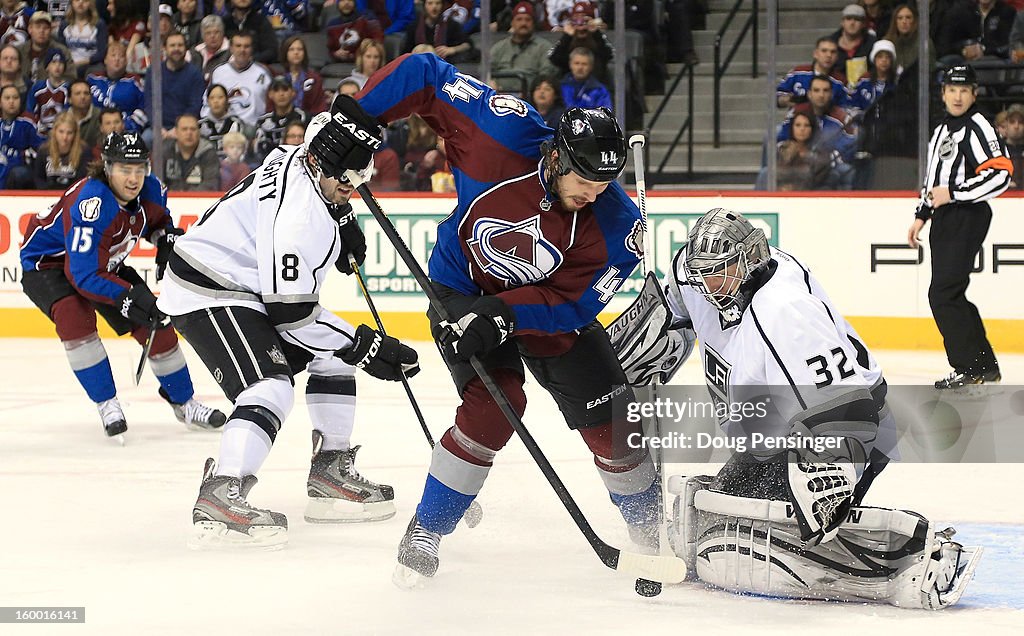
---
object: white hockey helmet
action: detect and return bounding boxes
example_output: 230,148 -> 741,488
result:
303,111 -> 374,193
683,208 -> 770,316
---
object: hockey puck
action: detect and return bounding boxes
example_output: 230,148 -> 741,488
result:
635,578 -> 662,597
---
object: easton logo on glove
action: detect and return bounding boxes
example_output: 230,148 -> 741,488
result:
331,111 -> 382,150
339,324 -> 420,381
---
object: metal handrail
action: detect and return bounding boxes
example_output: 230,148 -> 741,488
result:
713,0 -> 759,147
647,62 -> 696,181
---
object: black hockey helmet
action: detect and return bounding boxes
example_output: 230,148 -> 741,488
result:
941,65 -> 977,87
101,131 -> 149,164
551,107 -> 626,182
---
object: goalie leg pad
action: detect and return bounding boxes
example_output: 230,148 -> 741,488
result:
666,481 -> 983,609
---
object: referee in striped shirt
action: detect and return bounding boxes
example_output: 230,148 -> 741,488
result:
907,65 -> 1012,389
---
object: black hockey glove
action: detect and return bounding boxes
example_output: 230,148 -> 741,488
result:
154,226 -> 184,281
330,203 -> 367,275
439,296 -> 516,363
308,95 -> 383,180
116,285 -> 168,326
339,324 -> 420,381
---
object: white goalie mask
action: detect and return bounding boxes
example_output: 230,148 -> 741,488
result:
683,208 -> 770,318
303,111 -> 374,200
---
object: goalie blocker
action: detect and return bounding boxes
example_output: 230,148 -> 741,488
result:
665,475 -> 983,610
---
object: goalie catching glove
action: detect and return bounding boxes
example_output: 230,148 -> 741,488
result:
307,95 -> 383,180
339,324 -> 420,381
437,295 -> 515,363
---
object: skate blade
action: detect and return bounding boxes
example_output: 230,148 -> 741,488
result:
392,563 -> 427,590
107,433 -> 126,446
939,546 -> 984,608
185,422 -> 223,433
187,521 -> 288,551
303,497 -> 396,523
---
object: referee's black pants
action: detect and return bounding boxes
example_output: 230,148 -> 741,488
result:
927,202 -> 998,374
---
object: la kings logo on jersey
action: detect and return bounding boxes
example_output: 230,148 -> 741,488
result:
467,215 -> 564,287
703,344 -> 732,424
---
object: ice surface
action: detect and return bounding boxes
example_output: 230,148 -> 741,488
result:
1,340 -> 1021,634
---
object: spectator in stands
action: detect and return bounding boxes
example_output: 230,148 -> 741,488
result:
224,0 -> 279,64
997,107 -> 1024,187
758,112 -> 831,191
67,77 -> 98,145
326,0 -> 384,63
548,1 -> 613,83
600,0 -> 673,87
274,34 -> 326,114
974,0 -> 1016,59
57,0 -> 107,77
33,109 -> 86,187
190,14 -> 230,82
353,0 -> 414,36
396,112 -> 446,191
849,39 -> 898,113
0,83 -> 41,188
861,0 -> 893,38
777,37 -> 847,108
174,0 -> 202,47
27,48 -> 69,135
490,1 -> 557,94
106,0 -> 147,73
490,0 -> 553,32
1011,8 -> 1024,61
0,43 -> 25,96
0,0 -> 33,48
931,0 -> 981,64
281,118 -> 304,144
145,31 -> 204,141
778,74 -> 858,189
18,12 -> 73,84
199,82 -> 251,157
261,0 -> 309,41
545,0 -> 576,27
219,129 -> 249,188
252,75 -> 307,161
829,4 -> 876,84
336,76 -> 360,95
87,104 -> 122,159
529,73 -> 563,127
157,4 -> 175,41
443,0 -> 481,36
403,0 -> 473,62
883,3 -> 919,72
86,40 -> 146,132
209,30 -> 272,127
164,112 -> 219,190
349,37 -> 386,87
559,46 -> 610,108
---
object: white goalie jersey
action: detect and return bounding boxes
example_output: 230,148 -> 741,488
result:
663,246 -> 889,450
158,145 -> 356,357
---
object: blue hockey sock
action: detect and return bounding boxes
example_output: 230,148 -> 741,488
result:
416,474 -> 478,535
150,346 -> 193,404
610,480 -> 661,526
73,358 -> 117,403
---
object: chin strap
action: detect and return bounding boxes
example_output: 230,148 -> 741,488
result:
537,152 -> 558,211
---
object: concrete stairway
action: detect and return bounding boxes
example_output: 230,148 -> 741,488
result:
637,0 -> 849,188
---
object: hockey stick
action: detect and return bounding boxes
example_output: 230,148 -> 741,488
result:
133,315 -> 160,386
629,134 -> 667,596
349,255 -> 482,528
347,170 -> 687,585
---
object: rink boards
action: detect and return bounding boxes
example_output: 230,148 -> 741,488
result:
0,190 -> 1021,351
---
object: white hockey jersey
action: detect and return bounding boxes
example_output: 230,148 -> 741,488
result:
663,246 -> 886,450
158,145 -> 355,357
208,61 -> 271,127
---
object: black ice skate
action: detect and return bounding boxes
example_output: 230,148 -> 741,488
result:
97,397 -> 127,442
934,369 -> 1001,390
304,431 -> 396,523
190,458 -> 288,549
393,515 -> 442,588
160,388 -> 227,430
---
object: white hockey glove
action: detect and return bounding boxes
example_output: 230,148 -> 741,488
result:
607,272 -> 694,385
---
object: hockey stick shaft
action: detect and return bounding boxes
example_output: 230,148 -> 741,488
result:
628,135 -> 654,277
133,315 -> 160,386
348,171 -> 685,583
350,256 -> 434,447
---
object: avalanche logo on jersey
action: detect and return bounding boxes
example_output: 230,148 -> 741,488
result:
467,215 -> 563,287
625,219 -> 644,260
79,197 -> 102,222
228,86 -> 253,111
488,94 -> 528,117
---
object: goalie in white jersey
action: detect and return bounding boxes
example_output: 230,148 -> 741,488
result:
612,208 -> 982,609
158,106 -> 421,548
